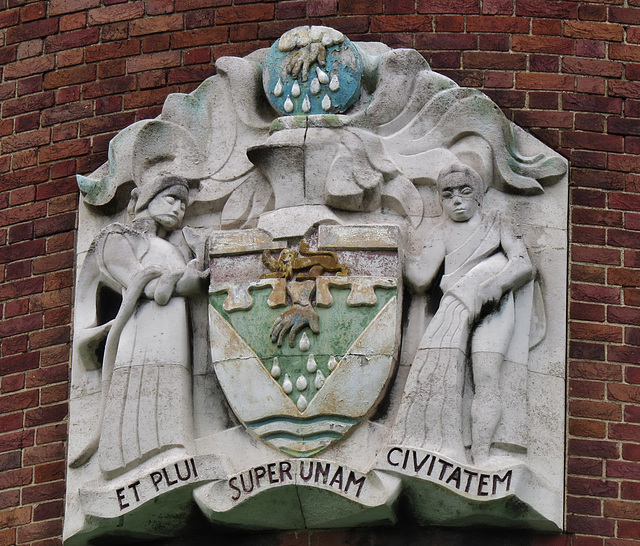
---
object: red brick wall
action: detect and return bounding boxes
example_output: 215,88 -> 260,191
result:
1,1 -> 639,544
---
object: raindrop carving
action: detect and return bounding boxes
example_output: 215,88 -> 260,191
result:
306,354 -> 317,373
302,95 -> 311,113
271,357 -> 281,379
296,375 -> 308,391
284,96 -> 294,113
283,374 -> 293,394
329,73 -> 340,92
273,78 -> 283,97
299,332 -> 310,351
316,67 -> 329,84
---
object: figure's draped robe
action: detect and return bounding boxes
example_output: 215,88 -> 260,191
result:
395,212 -> 532,460
81,225 -> 193,477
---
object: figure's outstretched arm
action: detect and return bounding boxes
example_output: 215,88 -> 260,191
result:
404,224 -> 447,294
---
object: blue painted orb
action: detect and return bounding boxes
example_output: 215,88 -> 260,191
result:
263,26 -> 364,117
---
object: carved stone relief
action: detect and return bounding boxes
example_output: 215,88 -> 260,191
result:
66,26 -> 568,544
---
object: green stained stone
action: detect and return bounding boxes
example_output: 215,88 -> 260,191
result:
210,285 -> 395,406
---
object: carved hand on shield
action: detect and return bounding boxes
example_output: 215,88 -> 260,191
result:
270,304 -> 320,347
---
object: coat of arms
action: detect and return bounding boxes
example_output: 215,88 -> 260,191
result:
208,226 -> 401,457
66,25 -> 568,543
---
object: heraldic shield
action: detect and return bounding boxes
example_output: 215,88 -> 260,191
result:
208,225 -> 401,457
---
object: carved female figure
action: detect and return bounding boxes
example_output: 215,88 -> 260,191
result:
396,163 -> 536,465
73,174 -> 205,477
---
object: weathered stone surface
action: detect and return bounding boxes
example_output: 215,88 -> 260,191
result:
67,25 -> 568,543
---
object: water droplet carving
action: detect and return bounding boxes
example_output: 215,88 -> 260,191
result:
291,80 -> 301,97
306,354 -> 317,373
296,375 -> 307,391
271,357 -> 281,379
302,94 -> 311,113
316,67 -> 329,84
299,332 -> 310,351
283,374 -> 293,394
284,95 -> 294,113
328,355 -> 338,372
273,78 -> 283,97
310,77 -> 320,94
329,73 -> 340,92
297,395 -> 308,412
314,370 -> 325,389
321,94 -> 332,111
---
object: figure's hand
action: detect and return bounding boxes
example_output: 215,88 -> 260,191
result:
284,43 -> 326,82
270,304 -> 320,347
476,281 -> 503,314
175,259 -> 209,297
153,270 -> 183,305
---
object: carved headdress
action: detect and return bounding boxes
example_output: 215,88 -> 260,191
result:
128,173 -> 190,217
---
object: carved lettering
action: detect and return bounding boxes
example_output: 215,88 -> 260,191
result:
254,466 -> 267,488
279,461 -> 293,482
387,447 -> 402,467
190,458 -> 198,478
116,488 -> 129,510
230,461 -> 297,502
477,474 -> 491,496
267,463 -> 278,484
315,462 -> 330,485
492,470 -> 512,494
114,459 -> 199,511
464,470 -> 478,493
438,459 -> 453,481
175,460 -> 191,481
162,467 -> 178,487
150,471 -> 163,492
403,449 -> 411,470
427,456 -> 436,476
384,448 -> 516,498
227,460 -> 367,502
445,467 -> 461,490
229,477 -> 241,501
240,472 -> 254,493
412,451 -> 430,473
344,471 -> 366,498
300,461 -> 313,481
128,481 -> 141,502
329,466 -> 344,489
149,459 -> 199,494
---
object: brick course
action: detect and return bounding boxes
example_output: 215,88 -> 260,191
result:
1,1 -> 639,544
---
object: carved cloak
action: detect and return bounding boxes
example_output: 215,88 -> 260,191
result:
74,224 -> 193,477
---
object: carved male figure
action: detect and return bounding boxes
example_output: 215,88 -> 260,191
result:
398,163 -> 535,464
73,174 -> 205,477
